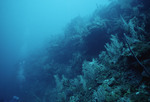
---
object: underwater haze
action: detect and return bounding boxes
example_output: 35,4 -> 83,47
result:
1,0 -> 150,102
0,0 -> 110,100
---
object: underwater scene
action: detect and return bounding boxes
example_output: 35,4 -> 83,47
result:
0,0 -> 150,102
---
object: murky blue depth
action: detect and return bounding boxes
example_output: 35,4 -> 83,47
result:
1,0 -> 150,102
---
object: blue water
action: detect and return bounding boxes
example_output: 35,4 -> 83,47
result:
0,0 -> 110,101
1,0 -> 149,102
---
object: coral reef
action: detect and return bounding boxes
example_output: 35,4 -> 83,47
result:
18,0 -> 150,101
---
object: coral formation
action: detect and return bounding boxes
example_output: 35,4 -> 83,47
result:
18,0 -> 150,101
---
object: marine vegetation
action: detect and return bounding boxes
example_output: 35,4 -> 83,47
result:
18,0 -> 150,101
